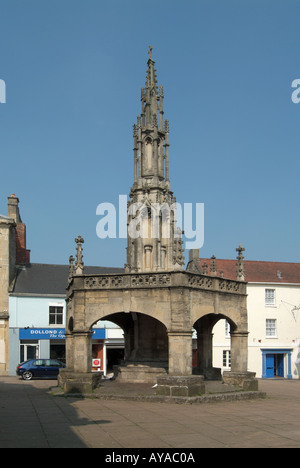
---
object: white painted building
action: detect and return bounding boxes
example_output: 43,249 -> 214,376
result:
208,260 -> 300,379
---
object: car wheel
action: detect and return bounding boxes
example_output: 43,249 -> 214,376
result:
22,371 -> 33,381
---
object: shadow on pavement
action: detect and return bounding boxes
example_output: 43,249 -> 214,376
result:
0,376 -> 111,448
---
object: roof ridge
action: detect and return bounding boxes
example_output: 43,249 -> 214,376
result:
199,258 -> 300,266
25,262 -> 124,268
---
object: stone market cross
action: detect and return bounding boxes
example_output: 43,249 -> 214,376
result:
59,50 -> 258,395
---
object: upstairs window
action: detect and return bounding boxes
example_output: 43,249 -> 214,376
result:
49,306 -> 64,325
265,289 -> 276,306
266,319 -> 277,337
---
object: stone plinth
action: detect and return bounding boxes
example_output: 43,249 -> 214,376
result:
193,366 -> 222,381
156,375 -> 205,397
58,370 -> 102,394
223,371 -> 258,391
114,364 -> 167,384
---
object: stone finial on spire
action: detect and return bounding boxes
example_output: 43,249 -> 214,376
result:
236,244 -> 245,281
148,45 -> 153,60
75,235 -> 85,275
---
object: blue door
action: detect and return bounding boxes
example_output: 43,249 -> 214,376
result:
262,349 -> 291,379
266,354 -> 275,378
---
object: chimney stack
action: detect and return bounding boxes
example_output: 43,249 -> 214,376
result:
8,194 -> 22,223
7,195 -> 30,265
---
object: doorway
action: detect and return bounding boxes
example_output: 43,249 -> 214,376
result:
20,340 -> 39,362
50,341 -> 66,363
106,347 -> 124,374
265,353 -> 284,378
262,348 -> 293,379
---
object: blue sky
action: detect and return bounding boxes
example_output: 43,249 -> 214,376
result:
0,0 -> 299,267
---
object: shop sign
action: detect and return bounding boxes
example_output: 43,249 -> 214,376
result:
92,328 -> 106,340
19,328 -> 106,340
92,359 -> 101,367
20,328 -> 66,340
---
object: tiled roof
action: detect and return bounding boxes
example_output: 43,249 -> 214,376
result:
11,259 -> 300,295
12,263 -> 125,295
196,259 -> 300,284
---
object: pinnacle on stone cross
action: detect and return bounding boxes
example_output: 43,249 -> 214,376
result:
236,244 -> 245,281
75,235 -> 85,274
133,123 -> 137,138
68,255 -> 75,281
210,255 -> 217,276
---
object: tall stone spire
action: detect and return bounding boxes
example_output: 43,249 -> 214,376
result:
131,46 -> 169,188
126,48 -> 184,273
144,46 -> 159,128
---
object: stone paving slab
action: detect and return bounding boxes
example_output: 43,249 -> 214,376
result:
0,377 -> 300,448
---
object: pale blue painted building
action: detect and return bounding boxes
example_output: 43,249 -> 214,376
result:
9,264 -> 124,376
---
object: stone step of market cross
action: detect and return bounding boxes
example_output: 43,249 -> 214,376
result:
204,380 -> 238,394
97,378 -> 239,396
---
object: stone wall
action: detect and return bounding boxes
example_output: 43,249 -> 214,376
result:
0,217 -> 15,375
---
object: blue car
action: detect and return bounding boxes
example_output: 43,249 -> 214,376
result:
17,359 -> 66,380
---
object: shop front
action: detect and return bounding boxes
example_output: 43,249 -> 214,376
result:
18,328 -> 106,369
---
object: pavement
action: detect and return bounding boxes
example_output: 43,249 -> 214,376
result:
0,376 -> 300,448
